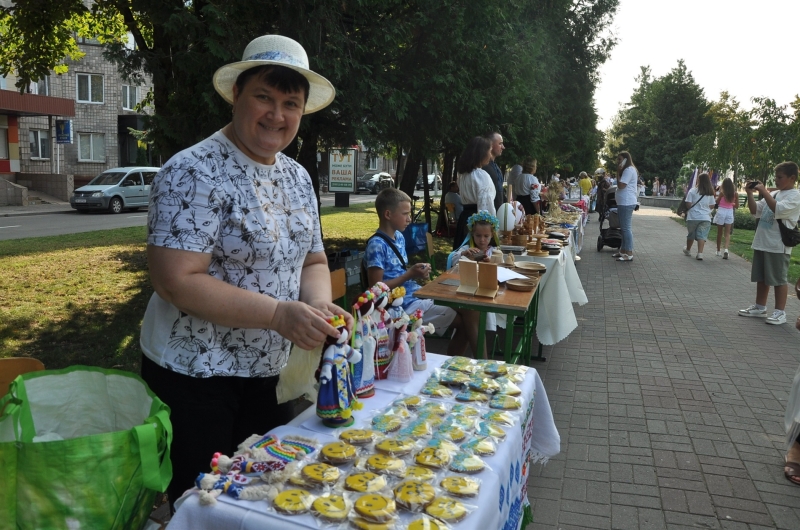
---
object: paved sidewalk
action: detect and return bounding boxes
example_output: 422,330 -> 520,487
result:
527,206 -> 800,529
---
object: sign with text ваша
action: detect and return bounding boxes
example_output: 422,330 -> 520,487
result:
328,148 -> 357,193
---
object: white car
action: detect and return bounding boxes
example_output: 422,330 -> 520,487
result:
70,167 -> 160,213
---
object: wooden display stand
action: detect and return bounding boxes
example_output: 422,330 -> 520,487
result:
456,260 -> 499,298
528,234 -> 549,257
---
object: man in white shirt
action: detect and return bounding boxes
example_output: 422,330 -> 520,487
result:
738,161 -> 800,324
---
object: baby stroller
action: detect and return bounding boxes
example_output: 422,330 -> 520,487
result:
597,185 -> 622,251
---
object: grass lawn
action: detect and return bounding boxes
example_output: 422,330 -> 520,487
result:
670,215 -> 800,283
0,203 -> 450,373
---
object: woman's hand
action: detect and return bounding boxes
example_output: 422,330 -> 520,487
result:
272,301 -> 340,350
310,300 -> 355,336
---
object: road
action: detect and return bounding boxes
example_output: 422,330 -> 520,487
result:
0,190 -> 442,241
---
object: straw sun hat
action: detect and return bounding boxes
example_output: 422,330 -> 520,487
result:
213,34 -> 336,114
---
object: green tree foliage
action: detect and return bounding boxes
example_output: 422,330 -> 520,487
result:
1,0 -> 618,194
605,60 -> 712,180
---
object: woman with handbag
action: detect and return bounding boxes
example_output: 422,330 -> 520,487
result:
614,151 -> 639,262
682,173 -> 717,260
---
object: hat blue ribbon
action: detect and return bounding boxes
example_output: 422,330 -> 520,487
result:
245,51 -> 306,68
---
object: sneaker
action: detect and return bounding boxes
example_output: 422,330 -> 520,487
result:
738,305 -> 767,317
715,251 -> 721,257
723,249 -> 729,260
766,311 -> 787,325
682,247 -> 691,256
696,253 -> 703,260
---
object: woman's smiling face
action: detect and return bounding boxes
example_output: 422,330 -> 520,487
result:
230,76 -> 305,164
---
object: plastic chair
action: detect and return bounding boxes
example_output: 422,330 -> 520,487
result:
444,203 -> 457,236
0,357 -> 45,395
330,268 -> 347,308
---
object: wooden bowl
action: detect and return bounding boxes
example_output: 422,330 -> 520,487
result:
515,261 -> 546,273
506,279 -> 536,292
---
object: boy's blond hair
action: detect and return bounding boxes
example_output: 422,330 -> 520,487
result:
375,188 -> 412,218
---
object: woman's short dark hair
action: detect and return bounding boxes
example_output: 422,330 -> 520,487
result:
235,65 -> 310,102
456,136 -> 492,174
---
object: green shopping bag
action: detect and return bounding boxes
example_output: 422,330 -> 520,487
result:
0,366 -> 172,530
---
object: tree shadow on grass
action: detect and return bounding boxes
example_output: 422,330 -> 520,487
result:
0,248 -> 153,375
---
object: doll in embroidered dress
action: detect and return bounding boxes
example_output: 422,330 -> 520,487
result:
408,309 -> 435,371
316,316 -> 362,427
351,291 -> 377,397
370,282 -> 393,380
387,312 -> 413,382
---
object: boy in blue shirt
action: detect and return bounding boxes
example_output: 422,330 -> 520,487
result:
365,188 -> 481,356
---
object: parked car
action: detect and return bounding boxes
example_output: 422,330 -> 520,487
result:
416,174 -> 442,190
356,172 -> 394,194
70,167 -> 160,213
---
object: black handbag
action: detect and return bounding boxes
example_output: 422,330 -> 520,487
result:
777,219 -> 800,247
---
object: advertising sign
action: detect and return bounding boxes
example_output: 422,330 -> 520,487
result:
55,120 -> 73,144
328,148 -> 357,193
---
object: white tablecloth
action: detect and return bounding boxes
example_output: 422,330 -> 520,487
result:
167,353 -> 560,530
517,249 -> 588,345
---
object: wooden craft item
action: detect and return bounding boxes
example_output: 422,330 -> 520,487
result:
506,279 -> 536,292
528,234 -> 549,257
475,262 -> 498,298
456,259 -> 478,295
489,251 -> 505,264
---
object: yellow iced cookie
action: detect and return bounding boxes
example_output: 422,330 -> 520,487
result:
450,404 -> 480,417
375,437 -> 416,456
461,436 -> 496,456
495,377 -> 522,396
489,395 -> 521,410
418,402 -> 449,417
436,424 -> 466,443
448,451 -> 485,474
439,371 -> 470,386
366,453 -> 406,475
394,395 -> 423,409
394,481 -> 436,511
425,496 -> 468,522
345,471 -> 387,493
404,465 -> 437,482
408,516 -> 449,530
273,488 -> 313,515
415,446 -> 452,468
311,494 -> 349,522
321,441 -> 357,463
301,462 -> 340,485
455,389 -> 490,403
467,377 -> 501,394
354,494 -> 397,522
440,476 -> 480,497
482,361 -> 508,377
398,420 -> 432,438
340,429 -> 378,445
427,437 -> 460,454
481,410 -> 515,426
420,384 -> 453,398
371,414 -> 403,433
351,518 -> 392,530
477,421 -> 507,439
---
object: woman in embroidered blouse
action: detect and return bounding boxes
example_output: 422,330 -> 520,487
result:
452,136 -> 496,249
139,35 -> 353,508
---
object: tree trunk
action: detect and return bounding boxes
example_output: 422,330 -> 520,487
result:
399,149 -> 421,197
422,158 -> 431,231
394,146 -> 405,186
434,149 -> 458,235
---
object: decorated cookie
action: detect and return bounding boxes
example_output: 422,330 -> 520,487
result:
366,454 -> 406,476
467,377 -> 501,394
440,476 -> 480,497
436,424 -> 466,443
481,410 -> 515,426
408,516 -> 449,530
425,496 -> 468,523
418,402 -> 449,417
375,437 -> 416,456
398,420 -> 433,438
321,441 -> 357,464
354,493 -> 397,522
415,446 -> 452,468
394,395 -> 423,410
482,361 -> 508,377
351,517 -> 393,530
420,383 -> 453,398
494,376 -> 522,396
394,481 -> 437,511
404,465 -> 437,482
301,462 -> 340,485
444,414 -> 475,431
476,421 -> 507,439
345,471 -> 388,493
288,473 -> 312,488
273,488 -> 313,515
455,389 -> 490,403
490,395 -> 522,410
449,451 -> 485,474
502,371 -> 525,383
383,406 -> 412,419
438,371 -> 470,386
340,429 -> 379,446
427,437 -> 460,454
461,436 -> 497,456
311,494 -> 349,523
442,356 -> 478,373
371,414 -> 403,434
450,404 -> 481,417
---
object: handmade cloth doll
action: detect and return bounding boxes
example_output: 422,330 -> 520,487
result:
351,291 -> 377,397
408,309 -> 435,371
387,285 -> 407,321
387,312 -> 413,382
370,282 -> 393,380
316,315 -> 363,427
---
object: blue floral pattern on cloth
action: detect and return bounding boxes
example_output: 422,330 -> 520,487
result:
142,131 -> 323,378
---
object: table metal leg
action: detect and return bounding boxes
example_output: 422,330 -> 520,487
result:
504,312 -> 517,364
477,311 -> 487,359
529,288 -> 547,363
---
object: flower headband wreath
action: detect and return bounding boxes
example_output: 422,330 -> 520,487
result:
465,211 -> 500,248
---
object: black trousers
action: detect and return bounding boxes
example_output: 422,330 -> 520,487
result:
453,204 -> 479,250
140,354 -> 294,508
515,195 -> 537,215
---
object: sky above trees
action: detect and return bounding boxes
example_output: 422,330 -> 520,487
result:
595,0 -> 800,130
